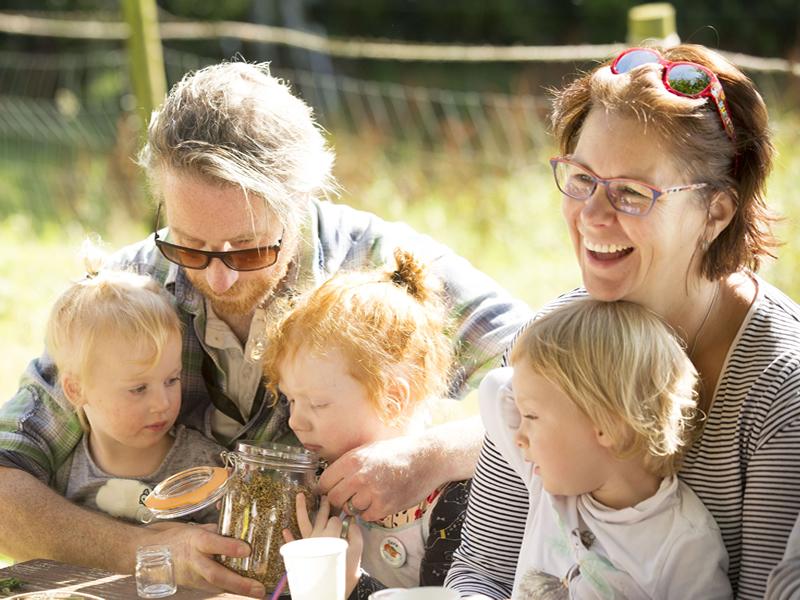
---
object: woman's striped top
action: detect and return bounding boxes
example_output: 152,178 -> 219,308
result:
445,278 -> 800,599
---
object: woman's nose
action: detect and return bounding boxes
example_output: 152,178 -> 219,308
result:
580,184 -> 617,226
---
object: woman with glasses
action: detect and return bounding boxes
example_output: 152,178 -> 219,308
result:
446,44 -> 800,600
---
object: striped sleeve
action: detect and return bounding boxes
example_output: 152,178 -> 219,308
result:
444,435 -> 527,598
738,364 -> 800,598
680,284 -> 800,600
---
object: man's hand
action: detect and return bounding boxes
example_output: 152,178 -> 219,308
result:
0,468 -> 264,598
147,523 -> 265,597
317,434 -> 425,522
317,416 -> 484,522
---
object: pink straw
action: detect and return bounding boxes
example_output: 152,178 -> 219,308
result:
270,572 -> 288,600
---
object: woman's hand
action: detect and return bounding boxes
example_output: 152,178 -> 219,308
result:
283,493 -> 363,598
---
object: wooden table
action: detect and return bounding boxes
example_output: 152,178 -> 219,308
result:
0,559 -> 254,599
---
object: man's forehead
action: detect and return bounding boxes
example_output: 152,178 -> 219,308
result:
159,171 -> 283,239
160,168 -> 281,210
166,206 -> 279,235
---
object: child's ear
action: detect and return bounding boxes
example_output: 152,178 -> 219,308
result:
61,374 -> 85,408
384,377 -> 411,422
594,427 -> 616,449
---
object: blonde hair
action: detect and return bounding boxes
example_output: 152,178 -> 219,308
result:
138,61 -> 336,233
551,43 -> 779,279
262,249 -> 452,425
510,299 -> 697,477
45,243 -> 182,393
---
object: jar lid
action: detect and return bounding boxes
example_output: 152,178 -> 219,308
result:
142,466 -> 229,521
235,440 -> 319,469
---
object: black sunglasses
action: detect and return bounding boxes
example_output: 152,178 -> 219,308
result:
153,204 -> 283,272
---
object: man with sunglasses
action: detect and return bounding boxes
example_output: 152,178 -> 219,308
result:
0,62 -> 531,597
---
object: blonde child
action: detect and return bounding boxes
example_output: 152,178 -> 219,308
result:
479,298 -> 731,599
262,249 -> 470,599
46,248 -> 224,523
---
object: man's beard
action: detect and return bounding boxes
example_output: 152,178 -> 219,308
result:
185,230 -> 298,319
187,261 -> 290,318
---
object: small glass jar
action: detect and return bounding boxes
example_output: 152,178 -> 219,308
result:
218,441 -> 319,593
135,544 -> 177,598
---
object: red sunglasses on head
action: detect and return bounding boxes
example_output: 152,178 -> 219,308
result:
610,47 -> 736,142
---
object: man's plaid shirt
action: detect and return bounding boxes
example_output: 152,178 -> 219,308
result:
0,199 -> 532,485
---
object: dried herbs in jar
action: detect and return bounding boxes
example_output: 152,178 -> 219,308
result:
218,441 -> 319,592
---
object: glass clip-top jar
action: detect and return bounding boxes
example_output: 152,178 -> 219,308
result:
143,441 -> 319,595
218,441 -> 319,591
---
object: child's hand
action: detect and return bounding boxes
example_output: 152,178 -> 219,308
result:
282,493 -> 363,598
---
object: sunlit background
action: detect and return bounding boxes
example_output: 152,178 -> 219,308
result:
1,1 -> 799,404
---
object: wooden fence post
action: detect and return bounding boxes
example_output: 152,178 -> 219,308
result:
122,0 -> 166,132
627,3 -> 679,46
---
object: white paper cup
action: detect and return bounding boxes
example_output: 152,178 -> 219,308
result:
369,587 -> 460,600
279,537 -> 348,600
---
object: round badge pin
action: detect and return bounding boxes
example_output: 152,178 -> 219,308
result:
380,535 -> 407,568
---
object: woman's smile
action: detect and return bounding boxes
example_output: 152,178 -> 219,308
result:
583,238 -> 635,263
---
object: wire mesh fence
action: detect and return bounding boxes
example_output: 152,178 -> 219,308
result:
0,45 -> 560,228
1,40 -> 797,231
